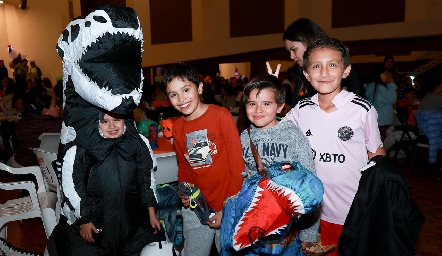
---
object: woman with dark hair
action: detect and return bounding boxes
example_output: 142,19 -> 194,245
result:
382,55 -> 399,84
11,94 -> 61,167
282,18 -> 365,104
364,68 -> 397,141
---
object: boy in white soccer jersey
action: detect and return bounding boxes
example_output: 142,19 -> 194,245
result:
284,38 -> 386,256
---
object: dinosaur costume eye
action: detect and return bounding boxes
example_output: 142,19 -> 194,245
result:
70,24 -> 80,42
61,29 -> 69,43
93,16 -> 107,23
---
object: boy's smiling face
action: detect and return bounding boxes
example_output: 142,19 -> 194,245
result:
166,78 -> 204,120
99,113 -> 124,138
303,48 -> 351,97
245,88 -> 284,130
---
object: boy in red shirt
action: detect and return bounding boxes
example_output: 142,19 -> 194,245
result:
161,62 -> 244,256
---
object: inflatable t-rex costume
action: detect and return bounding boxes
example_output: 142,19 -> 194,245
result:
50,5 -> 161,255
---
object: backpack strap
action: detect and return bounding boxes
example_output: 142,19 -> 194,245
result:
248,127 -> 267,176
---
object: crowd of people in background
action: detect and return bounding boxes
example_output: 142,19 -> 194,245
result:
0,59 -> 63,166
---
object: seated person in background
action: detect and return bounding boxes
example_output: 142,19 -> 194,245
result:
396,87 -> 415,123
11,94 -> 61,167
0,96 -> 25,159
11,96 -> 25,116
153,87 -> 171,108
42,77 -> 54,98
413,77 -> 425,100
53,78 -> 64,106
0,79 -> 15,115
133,98 -> 149,123
25,78 -> 47,105
234,85 -> 244,105
220,84 -> 237,110
418,75 -> 442,112
26,78 -> 34,91
397,76 -> 412,99
1,77 -> 10,94
202,83 -> 222,106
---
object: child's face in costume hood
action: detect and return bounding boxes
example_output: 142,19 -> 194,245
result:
99,113 -> 125,138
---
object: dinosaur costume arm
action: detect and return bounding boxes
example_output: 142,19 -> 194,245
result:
71,148 -> 95,225
137,137 -> 157,209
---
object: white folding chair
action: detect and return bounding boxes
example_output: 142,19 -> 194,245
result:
31,148 -> 58,193
0,163 -> 57,242
31,148 -> 61,224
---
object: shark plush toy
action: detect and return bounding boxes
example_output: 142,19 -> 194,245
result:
220,161 -> 323,255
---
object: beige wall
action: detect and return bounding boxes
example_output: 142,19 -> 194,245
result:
133,0 -> 442,67
0,0 -> 70,83
0,0 -> 441,82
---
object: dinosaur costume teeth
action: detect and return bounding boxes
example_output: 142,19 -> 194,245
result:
56,6 -> 143,114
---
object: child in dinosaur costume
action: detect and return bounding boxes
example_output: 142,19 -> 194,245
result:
48,5 -> 164,255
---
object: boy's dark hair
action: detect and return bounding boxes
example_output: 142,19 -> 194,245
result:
161,62 -> 200,94
282,18 -> 328,47
242,74 -> 286,106
99,111 -> 125,123
302,38 -> 351,71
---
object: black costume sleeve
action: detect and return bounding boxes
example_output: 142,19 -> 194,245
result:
137,136 -> 157,209
71,148 -> 95,225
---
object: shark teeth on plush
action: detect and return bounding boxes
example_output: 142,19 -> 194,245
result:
267,180 -> 305,215
232,177 -> 304,250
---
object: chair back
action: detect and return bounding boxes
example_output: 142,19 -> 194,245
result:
32,148 -> 61,223
0,163 -> 58,240
32,148 -> 58,192
38,133 -> 61,154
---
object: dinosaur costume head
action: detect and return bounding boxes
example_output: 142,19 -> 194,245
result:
56,4 -> 143,115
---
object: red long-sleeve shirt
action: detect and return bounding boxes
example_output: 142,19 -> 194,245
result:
172,104 -> 244,211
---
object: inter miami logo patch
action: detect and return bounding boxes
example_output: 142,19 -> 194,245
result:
338,126 -> 354,141
306,129 -> 312,136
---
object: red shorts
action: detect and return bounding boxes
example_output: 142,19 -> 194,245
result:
320,219 -> 343,256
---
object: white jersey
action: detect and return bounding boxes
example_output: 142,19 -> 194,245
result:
285,90 -> 382,225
